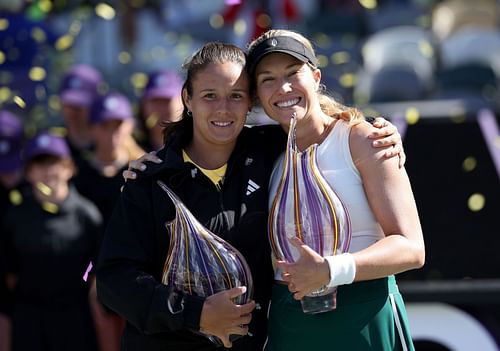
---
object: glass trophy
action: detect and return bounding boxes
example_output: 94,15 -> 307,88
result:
158,180 -> 253,343
268,114 -> 351,314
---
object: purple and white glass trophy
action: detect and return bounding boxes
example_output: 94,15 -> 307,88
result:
158,180 -> 253,343
268,114 -> 351,314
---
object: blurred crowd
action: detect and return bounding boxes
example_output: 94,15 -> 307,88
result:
0,63 -> 183,351
0,0 -> 499,350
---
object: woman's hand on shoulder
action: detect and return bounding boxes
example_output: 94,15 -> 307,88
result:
351,120 -> 398,169
199,287 -> 255,348
122,151 -> 162,182
367,117 -> 406,168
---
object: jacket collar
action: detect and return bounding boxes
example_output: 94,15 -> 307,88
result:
141,126 -> 251,179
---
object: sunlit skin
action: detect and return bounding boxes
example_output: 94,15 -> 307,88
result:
117,46 -> 413,349
142,96 -> 183,149
124,57 -> 407,179
254,53 -> 330,151
254,52 -> 424,300
62,103 -> 91,148
183,61 -> 251,169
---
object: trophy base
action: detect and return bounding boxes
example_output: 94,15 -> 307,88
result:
204,333 -> 243,346
300,288 -> 337,314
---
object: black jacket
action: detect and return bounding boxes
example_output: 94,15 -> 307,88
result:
96,125 -> 285,350
2,186 -> 101,305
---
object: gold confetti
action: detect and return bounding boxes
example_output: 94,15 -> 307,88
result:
118,51 -> 131,64
339,73 -> 355,88
0,19 -> 9,31
234,19 -> 247,36
331,51 -> 350,65
29,66 -> 46,81
55,35 -> 74,51
462,157 -> 477,172
209,14 -> 224,29
42,202 -> 59,214
146,114 -> 159,129
9,189 -> 22,205
36,182 -> 52,196
468,193 -> 485,212
13,96 -> 26,108
359,0 -> 377,10
95,3 -> 116,20
405,107 -> 420,124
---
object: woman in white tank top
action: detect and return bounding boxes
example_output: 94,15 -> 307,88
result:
248,29 -> 425,351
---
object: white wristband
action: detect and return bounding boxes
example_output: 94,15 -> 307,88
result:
324,253 -> 356,288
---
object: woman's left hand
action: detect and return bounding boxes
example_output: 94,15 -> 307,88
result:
122,151 -> 162,181
277,237 -> 330,300
369,117 -> 406,168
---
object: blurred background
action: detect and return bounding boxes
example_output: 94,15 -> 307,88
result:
0,0 -> 499,350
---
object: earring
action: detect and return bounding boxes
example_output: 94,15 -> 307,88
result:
187,110 -> 192,116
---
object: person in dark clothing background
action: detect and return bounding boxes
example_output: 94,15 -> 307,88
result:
1,131 -> 101,351
73,91 -> 140,227
73,91 -> 143,351
58,64 -> 104,167
135,69 -> 184,152
0,110 -> 26,351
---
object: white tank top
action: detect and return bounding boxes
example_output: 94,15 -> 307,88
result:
268,120 -> 384,255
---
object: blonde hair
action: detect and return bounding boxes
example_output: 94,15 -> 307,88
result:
247,29 -> 364,124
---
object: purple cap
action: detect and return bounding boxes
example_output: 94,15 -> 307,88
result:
24,132 -> 70,162
142,70 -> 183,100
0,110 -> 23,172
59,64 -> 103,108
90,92 -> 133,124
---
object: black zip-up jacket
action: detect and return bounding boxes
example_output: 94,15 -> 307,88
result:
96,124 -> 285,351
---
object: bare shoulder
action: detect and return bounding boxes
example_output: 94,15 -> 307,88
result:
350,120 -> 383,151
349,120 -> 394,166
349,119 -> 377,140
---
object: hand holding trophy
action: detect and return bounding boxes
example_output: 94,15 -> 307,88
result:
268,114 -> 352,314
157,181 -> 253,345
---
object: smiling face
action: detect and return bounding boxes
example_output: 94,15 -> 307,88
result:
254,53 -> 321,129
183,61 -> 250,150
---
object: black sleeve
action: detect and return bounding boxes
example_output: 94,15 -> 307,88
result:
82,199 -> 103,277
365,116 -> 376,124
0,211 -> 18,276
0,215 -> 12,315
95,178 -> 205,335
0,210 -> 17,316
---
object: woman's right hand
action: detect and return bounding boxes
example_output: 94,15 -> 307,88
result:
199,286 -> 255,348
122,151 -> 162,181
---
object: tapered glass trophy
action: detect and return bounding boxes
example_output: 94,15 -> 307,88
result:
158,180 -> 253,343
268,114 -> 351,314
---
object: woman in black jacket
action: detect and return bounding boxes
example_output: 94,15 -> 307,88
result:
96,42 -> 285,351
97,41 -> 403,351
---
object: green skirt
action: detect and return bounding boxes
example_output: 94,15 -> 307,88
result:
265,276 -> 415,351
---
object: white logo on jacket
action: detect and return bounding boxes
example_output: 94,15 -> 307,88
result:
246,179 -> 260,195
